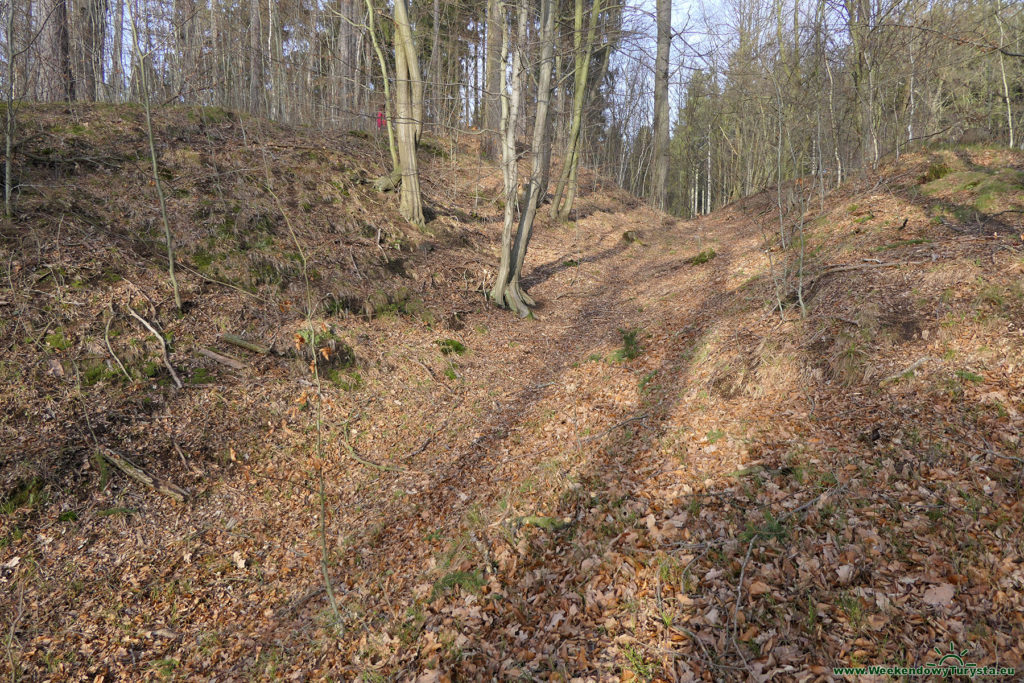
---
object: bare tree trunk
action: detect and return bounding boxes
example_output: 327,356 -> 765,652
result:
504,0 -> 555,315
429,0 -> 440,127
39,0 -> 73,101
551,0 -> 601,221
72,0 -> 107,101
362,0 -> 398,174
5,0 -> 14,216
482,0 -> 502,159
997,8 -> 1014,148
392,0 -> 424,227
651,0 -> 670,209
490,0 -> 524,309
128,0 -> 182,312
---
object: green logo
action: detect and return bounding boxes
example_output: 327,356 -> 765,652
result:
933,642 -> 971,668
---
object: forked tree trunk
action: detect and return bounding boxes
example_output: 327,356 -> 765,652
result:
492,0 -> 555,317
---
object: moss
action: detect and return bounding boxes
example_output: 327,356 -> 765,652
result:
83,362 -> 120,386
436,339 -> 466,356
193,247 -> 215,269
419,138 -> 449,158
45,329 -> 73,351
325,368 -> 362,391
188,368 -> 216,384
364,287 -> 434,324
688,248 -> 717,265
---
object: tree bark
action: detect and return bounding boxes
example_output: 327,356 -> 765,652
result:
39,0 -> 73,101
651,0 -> 670,209
551,0 -> 601,221
392,0 -> 425,228
490,0 -> 524,310
491,0 -> 555,316
482,0 -> 502,159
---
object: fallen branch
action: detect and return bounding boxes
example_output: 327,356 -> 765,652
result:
97,447 -> 189,502
198,347 -> 246,370
343,439 -> 407,473
880,355 -> 934,386
580,414 -> 649,444
220,334 -> 270,355
126,304 -> 183,388
104,308 -> 132,381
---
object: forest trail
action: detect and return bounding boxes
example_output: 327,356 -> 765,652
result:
2,106 -> 1024,680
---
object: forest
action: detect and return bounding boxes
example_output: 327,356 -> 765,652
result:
1,0 -> 1023,679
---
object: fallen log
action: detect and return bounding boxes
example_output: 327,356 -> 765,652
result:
98,447 -> 190,502
198,347 -> 246,370
220,334 -> 270,355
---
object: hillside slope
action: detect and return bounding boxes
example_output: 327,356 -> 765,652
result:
2,106 -> 1024,680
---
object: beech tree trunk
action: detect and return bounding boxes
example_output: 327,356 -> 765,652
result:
651,0 -> 670,209
482,0 -> 502,160
551,0 -> 601,221
392,0 -> 425,228
492,0 -> 555,317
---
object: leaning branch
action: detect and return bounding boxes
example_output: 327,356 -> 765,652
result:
126,304 -> 183,388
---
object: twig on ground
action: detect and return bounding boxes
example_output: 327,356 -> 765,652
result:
126,303 -> 183,388
580,413 -> 649,443
880,355 -> 934,385
104,306 -> 132,381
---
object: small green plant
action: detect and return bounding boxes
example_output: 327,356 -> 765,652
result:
436,339 -> 466,356
688,247 -> 717,265
431,570 -> 485,599
740,510 -> 788,543
622,644 -> 656,681
977,281 -> 1005,307
954,369 -> 984,384
2,478 -> 45,515
805,595 -> 818,631
610,328 -> 642,362
839,592 -> 864,629
707,428 -> 725,444
82,362 -> 118,386
639,370 -> 658,392
58,510 -> 78,522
